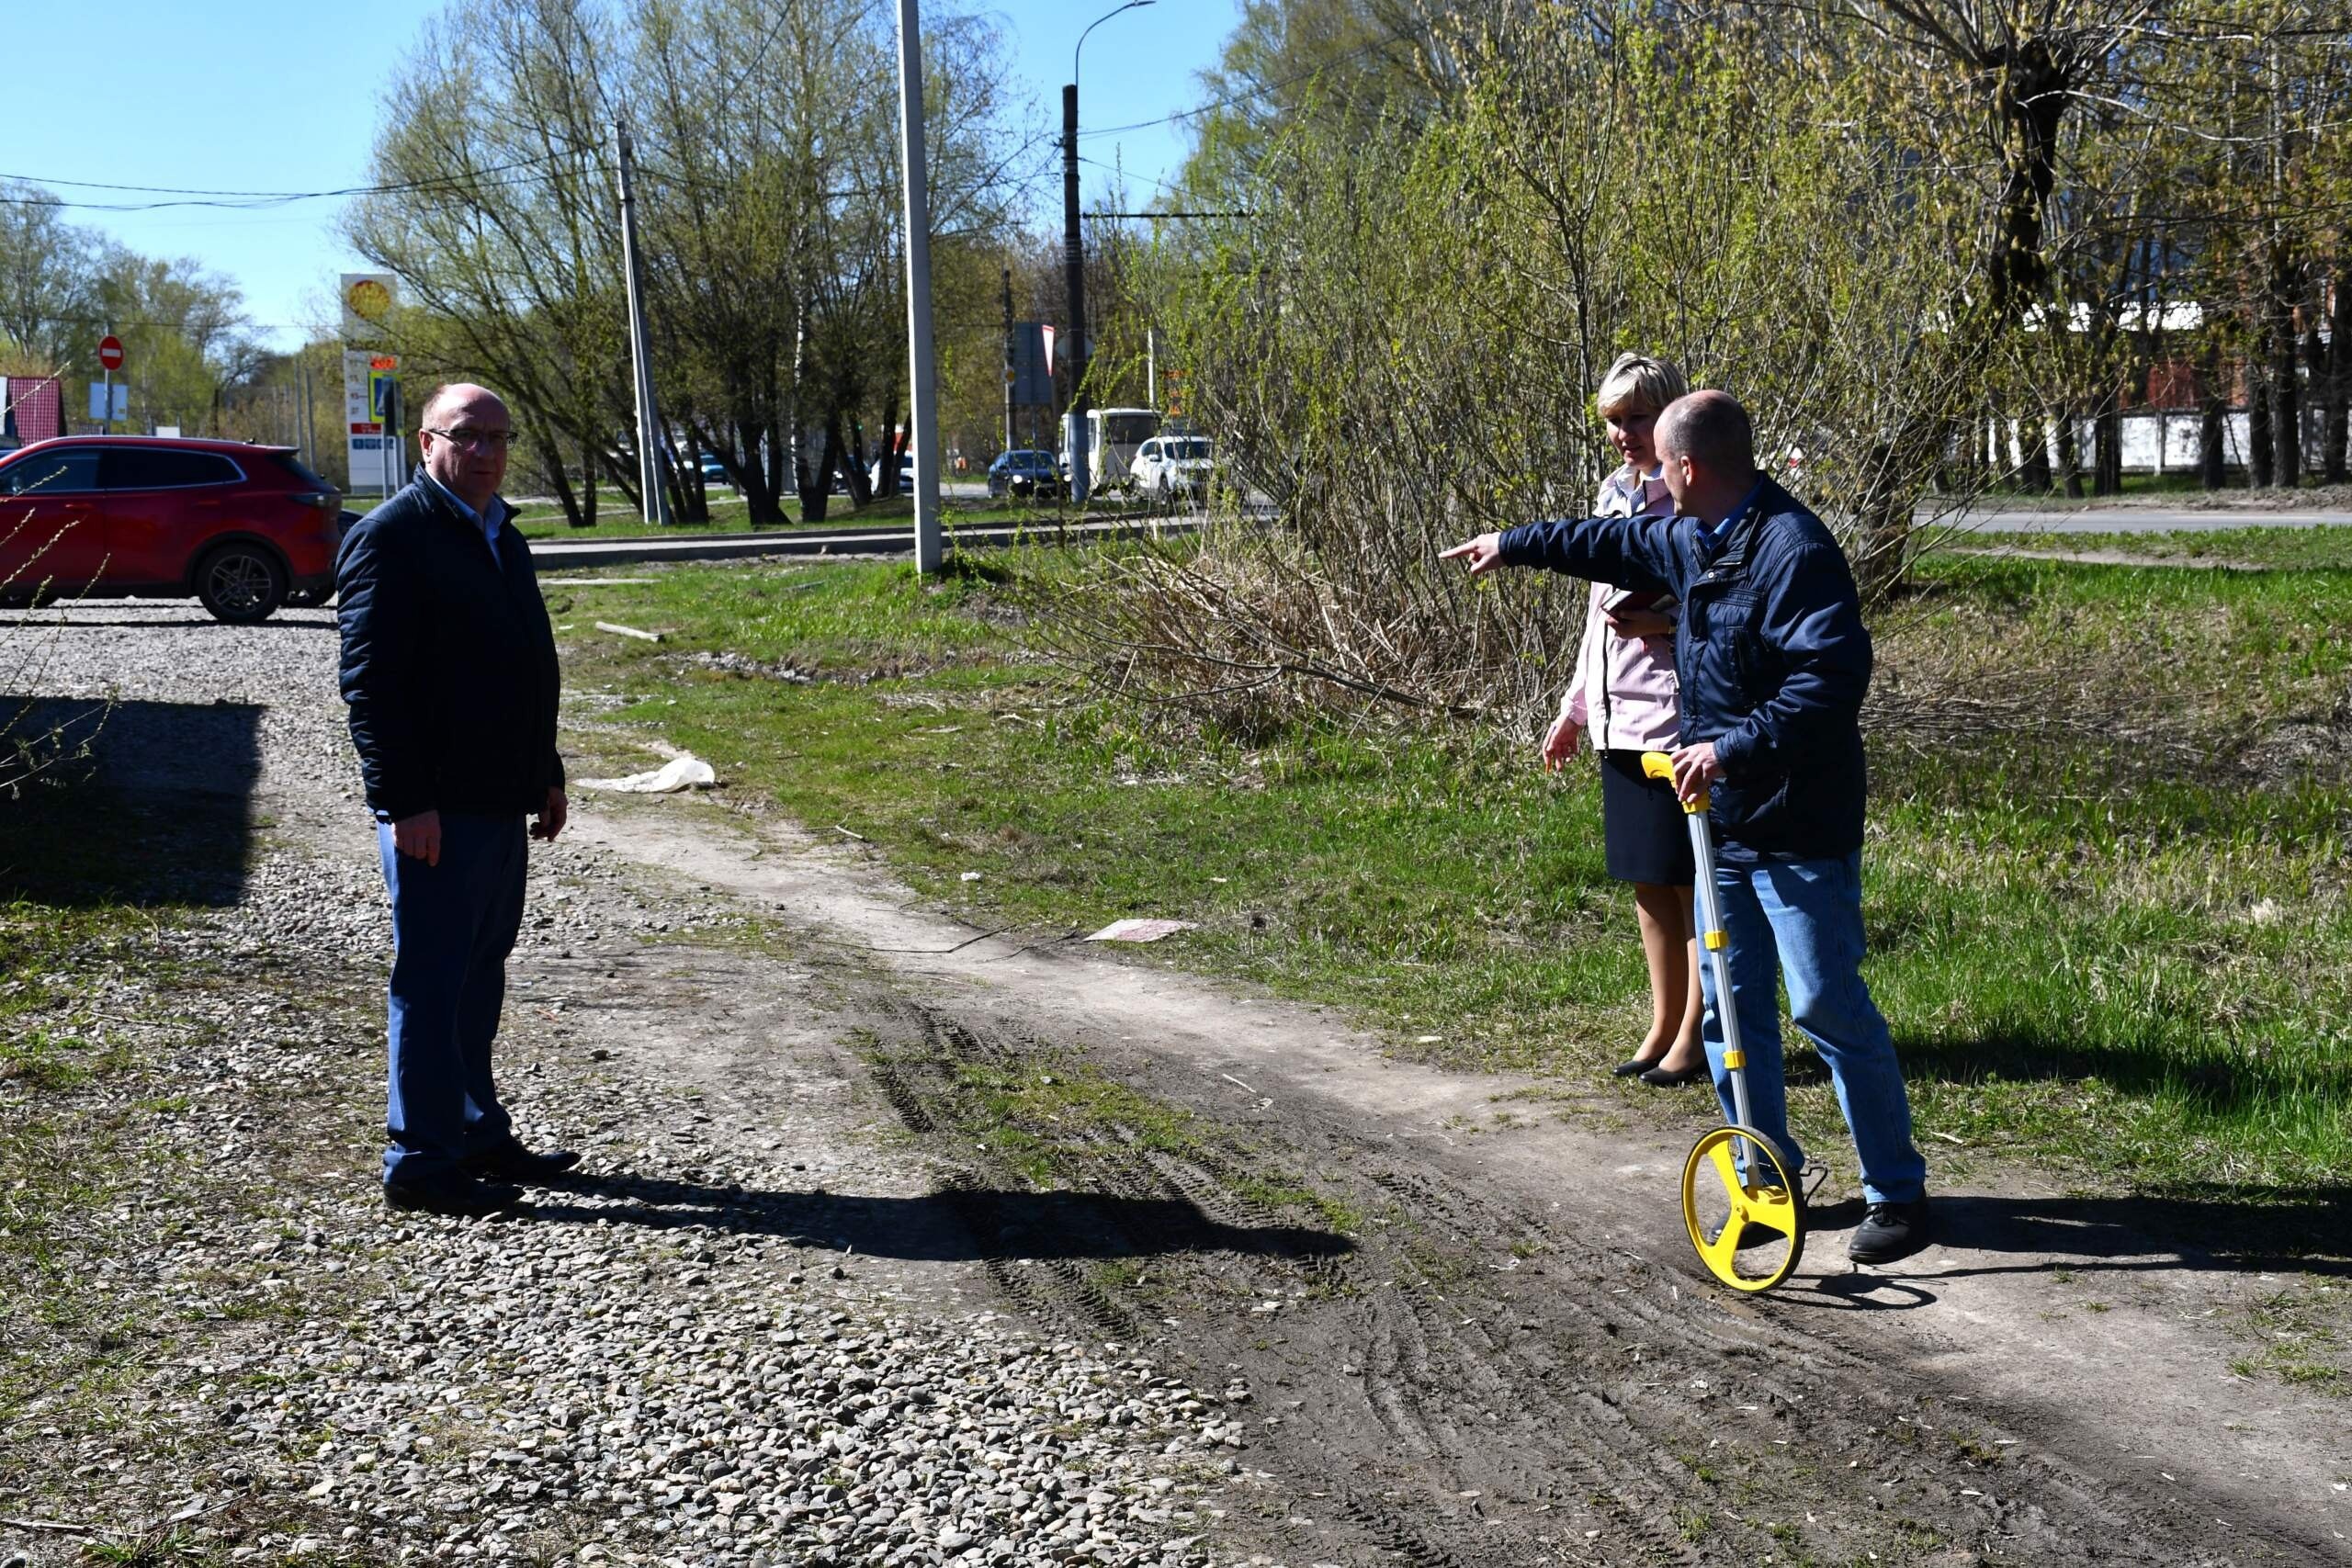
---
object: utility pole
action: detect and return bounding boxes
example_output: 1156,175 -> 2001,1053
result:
1061,82 -> 1090,504
615,122 -> 673,525
297,355 -> 314,462
382,378 -> 401,497
1060,3 -> 1151,505
1002,267 -> 1016,455
894,0 -> 944,575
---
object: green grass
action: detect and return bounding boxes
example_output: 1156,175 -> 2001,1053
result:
946,1058 -> 1205,1186
2226,1280 -> 2348,1392
554,547 -> 2352,1205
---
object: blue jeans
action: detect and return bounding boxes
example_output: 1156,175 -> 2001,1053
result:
1695,851 -> 1927,1206
377,813 -> 527,1185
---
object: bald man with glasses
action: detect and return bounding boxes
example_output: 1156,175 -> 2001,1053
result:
336,382 -> 579,1216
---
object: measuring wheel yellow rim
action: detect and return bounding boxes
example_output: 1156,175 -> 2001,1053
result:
1680,1124 -> 1807,1292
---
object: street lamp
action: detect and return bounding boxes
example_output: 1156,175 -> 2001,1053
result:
895,0 -> 944,573
1063,0 -> 1154,504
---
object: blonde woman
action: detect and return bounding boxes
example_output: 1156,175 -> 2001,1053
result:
1543,354 -> 1706,1086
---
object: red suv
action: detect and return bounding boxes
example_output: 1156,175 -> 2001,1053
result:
0,435 -> 342,623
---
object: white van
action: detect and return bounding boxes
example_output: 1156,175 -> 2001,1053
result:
1063,407 -> 1159,495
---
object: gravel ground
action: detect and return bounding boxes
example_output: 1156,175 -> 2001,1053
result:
0,604 -> 1257,1567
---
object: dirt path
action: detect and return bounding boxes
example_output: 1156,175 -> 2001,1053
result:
564,799 -> 2352,1566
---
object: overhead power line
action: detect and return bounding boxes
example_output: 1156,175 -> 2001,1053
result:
0,147 -> 602,213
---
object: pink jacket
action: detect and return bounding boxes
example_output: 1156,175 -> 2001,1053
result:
1560,466 -> 1680,752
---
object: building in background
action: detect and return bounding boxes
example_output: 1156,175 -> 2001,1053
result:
0,375 -> 66,449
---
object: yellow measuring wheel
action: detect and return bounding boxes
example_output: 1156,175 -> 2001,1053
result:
1643,750 -> 1807,1292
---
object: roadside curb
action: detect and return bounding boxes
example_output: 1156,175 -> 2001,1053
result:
530,514 -> 1207,572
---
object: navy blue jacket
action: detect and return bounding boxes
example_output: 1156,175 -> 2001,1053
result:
1499,476 -> 1871,863
335,478 -> 564,822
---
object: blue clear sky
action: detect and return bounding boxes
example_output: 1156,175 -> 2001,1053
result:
6,0 -> 1235,354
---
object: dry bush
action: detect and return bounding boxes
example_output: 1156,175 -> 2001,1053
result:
1027,524 -> 1532,743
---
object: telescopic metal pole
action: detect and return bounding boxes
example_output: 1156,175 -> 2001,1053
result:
895,0 -> 944,575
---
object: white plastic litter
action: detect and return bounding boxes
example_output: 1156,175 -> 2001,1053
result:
1083,919 -> 1196,943
579,753 -> 718,793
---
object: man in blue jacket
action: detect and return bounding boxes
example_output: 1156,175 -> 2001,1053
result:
1444,389 -> 1930,1264
337,382 -> 579,1216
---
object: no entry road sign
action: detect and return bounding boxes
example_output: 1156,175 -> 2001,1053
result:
97,336 -> 124,371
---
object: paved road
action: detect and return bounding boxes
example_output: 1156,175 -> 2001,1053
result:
530,512 -> 1204,571
1923,506 -> 2352,534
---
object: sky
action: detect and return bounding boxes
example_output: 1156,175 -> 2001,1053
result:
6,0 -> 1236,355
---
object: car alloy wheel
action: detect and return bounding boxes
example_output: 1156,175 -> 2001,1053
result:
197,545 -> 287,625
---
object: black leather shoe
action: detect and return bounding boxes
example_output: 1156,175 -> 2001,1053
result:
459,1141 -> 583,1181
1848,1197 -> 1932,1265
383,1174 -> 523,1217
1639,1063 -> 1709,1088
1612,1055 -> 1661,1078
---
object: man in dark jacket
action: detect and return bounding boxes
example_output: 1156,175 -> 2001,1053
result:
337,382 -> 580,1216
1444,389 -> 1930,1264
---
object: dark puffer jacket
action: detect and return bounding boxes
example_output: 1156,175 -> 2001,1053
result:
335,478 -> 563,822
1498,476 -> 1871,864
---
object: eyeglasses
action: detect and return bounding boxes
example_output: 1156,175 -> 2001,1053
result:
424,426 -> 516,450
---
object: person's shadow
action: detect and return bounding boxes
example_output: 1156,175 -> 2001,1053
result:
1770,1184 -> 2350,1314
515,1167 -> 1356,1265
0,696 -> 263,907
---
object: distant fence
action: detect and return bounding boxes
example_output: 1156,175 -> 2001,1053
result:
1988,410 -> 2341,476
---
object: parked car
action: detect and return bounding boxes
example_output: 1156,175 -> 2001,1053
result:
987,449 -> 1061,499
1130,435 -> 1213,503
867,451 -> 915,493
0,435 -> 341,623
698,450 -> 731,487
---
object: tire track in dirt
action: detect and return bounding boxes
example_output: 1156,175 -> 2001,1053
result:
860,998 -> 1532,1567
865,959 -> 2314,1561
572,808 -> 2346,1565
878,993 -> 2310,1564
864,1001 -> 1147,1343
869,1000 -> 1711,1566
1077,1047 -> 2321,1566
